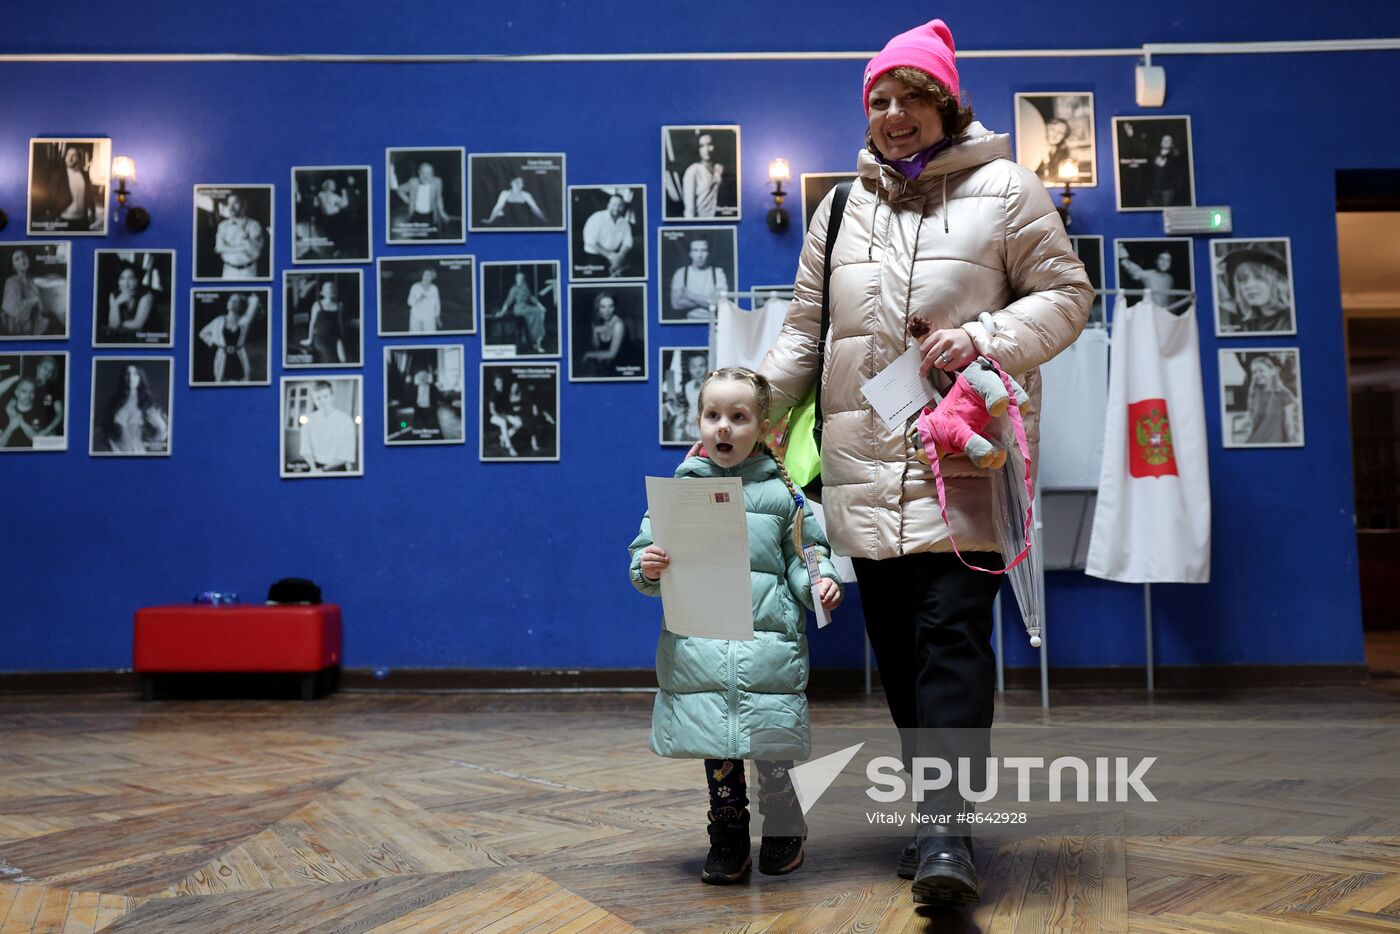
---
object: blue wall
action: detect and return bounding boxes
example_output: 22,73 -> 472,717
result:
3,3 -> 1393,672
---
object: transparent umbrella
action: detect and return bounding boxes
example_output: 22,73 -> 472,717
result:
984,375 -> 1042,648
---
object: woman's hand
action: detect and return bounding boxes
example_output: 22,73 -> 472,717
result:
815,577 -> 842,611
640,545 -> 670,581
918,327 -> 977,377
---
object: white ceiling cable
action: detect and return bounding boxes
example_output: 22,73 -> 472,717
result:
2,38 -> 1397,65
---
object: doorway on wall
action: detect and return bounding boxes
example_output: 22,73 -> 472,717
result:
1337,171 -> 1400,677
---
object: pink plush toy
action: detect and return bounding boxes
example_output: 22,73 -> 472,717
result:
912,356 -> 1029,469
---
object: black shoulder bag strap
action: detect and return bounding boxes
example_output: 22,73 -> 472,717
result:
812,180 -> 853,452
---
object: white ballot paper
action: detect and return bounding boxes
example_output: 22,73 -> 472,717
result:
645,476 -> 754,641
803,544 -> 831,629
860,347 -> 936,430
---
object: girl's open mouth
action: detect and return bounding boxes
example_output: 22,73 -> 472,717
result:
716,442 -> 733,453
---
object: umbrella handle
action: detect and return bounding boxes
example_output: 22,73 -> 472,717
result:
925,357 -> 1035,576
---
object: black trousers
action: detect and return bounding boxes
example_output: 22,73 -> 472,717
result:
852,551 -> 1003,818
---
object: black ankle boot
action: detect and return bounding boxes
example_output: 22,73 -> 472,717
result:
911,831 -> 978,905
758,834 -> 806,875
702,806 -> 751,884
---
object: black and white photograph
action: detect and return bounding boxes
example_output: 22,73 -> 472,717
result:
283,270 -> 363,368
385,345 -> 465,446
1113,116 -> 1195,211
90,357 -> 172,457
27,137 -> 110,235
386,147 -> 465,244
193,184 -> 274,281
281,375 -> 364,477
190,288 -> 271,386
1211,238 -> 1297,336
481,261 -> 560,359
469,153 -> 566,232
1015,93 -> 1097,187
0,242 -> 70,339
658,346 -> 711,446
0,353 -> 67,451
569,283 -> 647,382
377,256 -> 476,336
750,284 -> 792,312
1114,238 -> 1195,313
481,362 -> 559,462
801,172 -> 858,233
662,126 -> 741,221
292,166 -> 372,264
1069,235 -> 1105,326
568,184 -> 646,281
1219,348 -> 1305,449
659,226 -> 737,323
93,250 -> 175,347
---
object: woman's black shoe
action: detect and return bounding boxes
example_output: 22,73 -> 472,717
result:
911,834 -> 979,905
701,806 -> 751,884
758,835 -> 805,875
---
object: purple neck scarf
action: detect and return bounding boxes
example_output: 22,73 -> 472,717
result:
883,136 -> 955,180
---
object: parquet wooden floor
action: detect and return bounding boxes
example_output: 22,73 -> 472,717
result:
1,684 -> 1398,932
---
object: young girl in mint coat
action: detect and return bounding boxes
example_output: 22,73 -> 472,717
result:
629,367 -> 843,884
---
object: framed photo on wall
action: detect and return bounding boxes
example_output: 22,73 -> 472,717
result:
1112,116 -> 1195,211
291,165 -> 372,264
1211,238 -> 1296,336
569,282 -> 647,382
281,375 -> 364,477
1218,348 -> 1304,448
662,126 -> 740,221
1113,237 -> 1195,311
189,288 -> 272,386
386,147 -> 465,244
658,346 -> 712,446
801,172 -> 857,234
384,344 -> 465,446
377,255 -> 475,336
480,362 -> 559,462
469,153 -> 566,232
28,137 -> 111,236
90,357 -> 173,457
283,270 -> 363,368
1015,93 -> 1097,187
0,241 -> 71,339
1068,235 -> 1105,326
568,184 -> 646,281
192,184 -> 274,281
480,260 -> 560,359
92,250 -> 175,348
658,226 -> 737,323
0,352 -> 68,451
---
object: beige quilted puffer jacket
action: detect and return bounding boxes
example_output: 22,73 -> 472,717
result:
759,123 -> 1092,560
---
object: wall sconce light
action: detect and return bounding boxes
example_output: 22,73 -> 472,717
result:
767,158 -> 791,233
111,156 -> 150,232
1055,159 -> 1078,230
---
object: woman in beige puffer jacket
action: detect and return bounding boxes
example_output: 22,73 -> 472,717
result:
758,18 -> 1092,905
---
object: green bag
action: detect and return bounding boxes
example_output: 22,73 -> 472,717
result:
779,179 -> 852,502
784,387 -> 822,489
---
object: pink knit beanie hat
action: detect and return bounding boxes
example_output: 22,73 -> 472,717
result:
863,19 -> 960,114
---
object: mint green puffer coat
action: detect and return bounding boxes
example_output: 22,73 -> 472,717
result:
629,454 -> 841,761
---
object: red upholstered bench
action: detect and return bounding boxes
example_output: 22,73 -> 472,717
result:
133,604 -> 342,700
